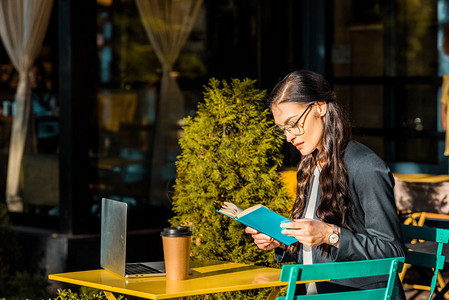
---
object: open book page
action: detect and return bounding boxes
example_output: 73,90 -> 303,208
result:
217,202 -> 297,245
237,204 -> 263,218
219,202 -> 265,218
218,202 -> 244,218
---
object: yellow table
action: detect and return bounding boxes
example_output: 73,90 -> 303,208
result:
49,261 -> 293,300
393,173 -> 449,183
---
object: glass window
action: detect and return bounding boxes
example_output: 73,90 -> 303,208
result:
92,0 -> 207,212
332,0 -> 440,168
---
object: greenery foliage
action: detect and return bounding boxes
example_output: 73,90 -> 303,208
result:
171,78 -> 291,299
49,288 -> 125,300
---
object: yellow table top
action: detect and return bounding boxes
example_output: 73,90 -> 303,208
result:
393,173 -> 449,183
49,261 -> 289,299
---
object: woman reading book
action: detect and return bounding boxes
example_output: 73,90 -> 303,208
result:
245,70 -> 406,297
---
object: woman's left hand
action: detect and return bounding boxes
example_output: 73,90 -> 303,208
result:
280,218 -> 334,247
245,227 -> 284,250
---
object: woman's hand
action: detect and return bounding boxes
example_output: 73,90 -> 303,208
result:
280,218 -> 336,247
245,227 -> 285,251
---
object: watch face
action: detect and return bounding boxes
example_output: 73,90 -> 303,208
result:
328,233 -> 339,244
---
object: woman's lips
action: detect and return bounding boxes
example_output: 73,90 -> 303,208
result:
293,141 -> 304,150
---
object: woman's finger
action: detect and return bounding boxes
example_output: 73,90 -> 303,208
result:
245,227 -> 259,234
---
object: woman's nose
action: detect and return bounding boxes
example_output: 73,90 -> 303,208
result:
285,131 -> 295,143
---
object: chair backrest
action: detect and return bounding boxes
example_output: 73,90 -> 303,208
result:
277,257 -> 404,300
401,224 -> 449,298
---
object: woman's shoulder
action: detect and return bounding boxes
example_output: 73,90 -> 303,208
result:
343,141 -> 394,192
344,140 -> 388,170
344,140 -> 376,157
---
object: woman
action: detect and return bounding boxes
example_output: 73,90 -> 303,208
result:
245,70 -> 406,297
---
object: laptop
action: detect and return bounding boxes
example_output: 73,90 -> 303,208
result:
100,198 -> 166,278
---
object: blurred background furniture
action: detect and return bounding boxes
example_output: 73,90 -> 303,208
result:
394,173 -> 449,215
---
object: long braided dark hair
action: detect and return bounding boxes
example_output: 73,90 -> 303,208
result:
269,70 -> 356,256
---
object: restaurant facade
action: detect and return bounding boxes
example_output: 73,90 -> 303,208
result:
0,0 -> 447,281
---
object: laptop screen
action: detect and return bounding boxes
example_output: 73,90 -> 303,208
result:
100,198 -> 128,277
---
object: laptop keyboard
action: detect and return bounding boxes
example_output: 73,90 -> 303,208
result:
125,263 -> 163,275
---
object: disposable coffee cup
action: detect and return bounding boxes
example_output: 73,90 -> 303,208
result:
161,226 -> 192,280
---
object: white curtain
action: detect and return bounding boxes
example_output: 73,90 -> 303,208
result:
0,0 -> 54,212
135,0 -> 203,206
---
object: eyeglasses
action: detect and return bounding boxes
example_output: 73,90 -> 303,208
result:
272,104 -> 313,138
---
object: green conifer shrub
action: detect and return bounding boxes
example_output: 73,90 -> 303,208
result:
49,287 -> 126,300
170,78 -> 292,299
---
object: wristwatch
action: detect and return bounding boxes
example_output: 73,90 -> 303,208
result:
327,224 -> 340,245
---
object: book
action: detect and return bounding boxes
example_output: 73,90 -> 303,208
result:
217,202 -> 298,246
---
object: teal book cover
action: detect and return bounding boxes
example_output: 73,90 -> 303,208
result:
218,202 -> 298,246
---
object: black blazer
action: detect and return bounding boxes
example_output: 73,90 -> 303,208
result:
275,140 -> 406,298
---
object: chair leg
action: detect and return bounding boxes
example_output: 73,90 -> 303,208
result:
103,291 -> 117,300
406,284 -> 430,291
417,212 -> 427,227
436,272 -> 449,298
437,272 -> 446,289
399,263 -> 409,282
433,282 -> 449,300
267,287 -> 280,300
403,212 -> 414,225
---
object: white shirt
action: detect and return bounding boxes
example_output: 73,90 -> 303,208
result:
303,167 -> 321,295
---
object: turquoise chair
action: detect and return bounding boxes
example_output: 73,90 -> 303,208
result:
277,257 -> 404,300
400,224 -> 449,300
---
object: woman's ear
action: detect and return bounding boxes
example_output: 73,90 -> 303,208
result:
316,101 -> 327,117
